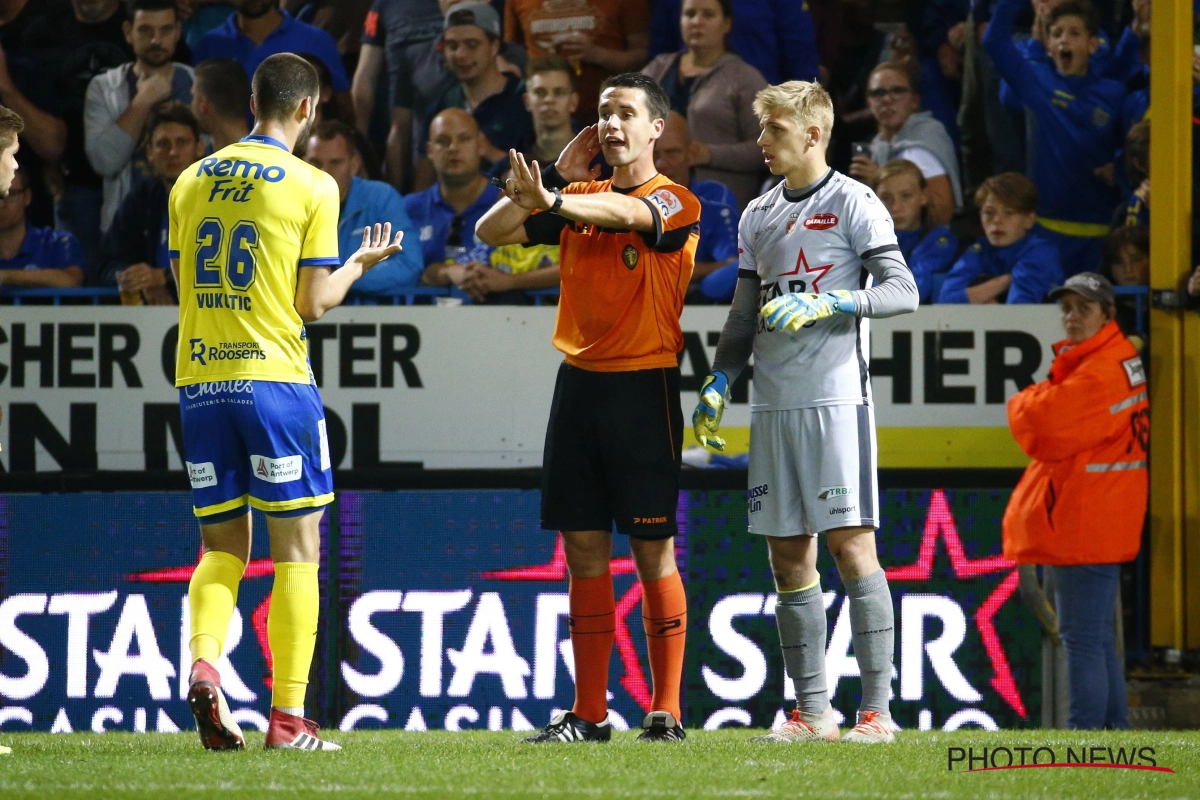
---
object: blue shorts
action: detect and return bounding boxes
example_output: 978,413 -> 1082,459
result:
179,380 -> 333,520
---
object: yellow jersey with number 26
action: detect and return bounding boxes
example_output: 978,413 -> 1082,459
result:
170,134 -> 341,388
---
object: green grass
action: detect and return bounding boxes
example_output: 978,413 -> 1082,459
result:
0,729 -> 1197,799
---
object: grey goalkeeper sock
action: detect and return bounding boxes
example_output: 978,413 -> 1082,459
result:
774,582 -> 829,715
845,569 -> 895,715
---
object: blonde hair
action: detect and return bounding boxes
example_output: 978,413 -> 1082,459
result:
753,81 -> 834,143
877,158 -> 927,190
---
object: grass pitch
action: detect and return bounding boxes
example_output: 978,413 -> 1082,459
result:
0,729 -> 1197,799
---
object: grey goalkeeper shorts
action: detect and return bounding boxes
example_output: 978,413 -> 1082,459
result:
746,404 -> 879,537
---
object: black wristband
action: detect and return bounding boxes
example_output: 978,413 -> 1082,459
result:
549,187 -> 564,214
541,162 -> 569,190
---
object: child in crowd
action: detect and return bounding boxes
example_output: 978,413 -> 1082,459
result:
876,159 -> 957,303
938,172 -> 1063,304
985,0 -> 1125,277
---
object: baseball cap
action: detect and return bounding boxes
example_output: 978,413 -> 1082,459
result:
1047,272 -> 1116,306
444,2 -> 501,37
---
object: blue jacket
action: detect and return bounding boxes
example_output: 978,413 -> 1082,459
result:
985,0 -> 1125,228
648,0 -> 818,84
938,229 -> 1062,304
404,180 -> 500,267
690,178 -> 737,209
193,10 -> 350,91
338,177 -> 423,296
897,226 -> 958,304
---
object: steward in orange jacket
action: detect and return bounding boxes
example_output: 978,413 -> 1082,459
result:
1003,316 -> 1149,565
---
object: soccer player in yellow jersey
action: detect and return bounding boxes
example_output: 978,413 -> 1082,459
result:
170,53 -> 403,752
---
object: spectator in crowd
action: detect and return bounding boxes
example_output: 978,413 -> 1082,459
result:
641,0 -> 768,209
504,0 -> 650,126
882,28 -> 960,148
304,120 -> 423,298
985,0 -> 1125,277
416,3 -> 534,188
356,0 -> 525,193
97,101 -> 204,304
0,167 -> 85,289
0,2 -> 67,169
876,159 -> 958,304
282,0 -> 373,57
1104,224 -> 1148,287
651,111 -> 737,300
192,0 -> 353,122
191,58 -> 250,150
85,0 -> 194,234
489,55 -> 579,180
21,0 -> 136,272
177,1 -> 238,50
650,0 -> 818,86
1107,0 -> 1150,85
410,108 -> 500,289
352,0 -> 443,192
1003,271 -> 1146,730
850,61 -> 961,226
939,172 -> 1062,304
1114,119 -> 1148,229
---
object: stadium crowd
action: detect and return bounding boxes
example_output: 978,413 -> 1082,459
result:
0,0 -> 1188,307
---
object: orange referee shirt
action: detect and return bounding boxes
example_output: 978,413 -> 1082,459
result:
524,174 -> 700,372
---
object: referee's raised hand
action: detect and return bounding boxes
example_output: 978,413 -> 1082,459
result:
505,151 -> 555,212
553,124 -> 602,182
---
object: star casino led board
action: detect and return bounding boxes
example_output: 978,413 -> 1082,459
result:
0,488 -> 1040,733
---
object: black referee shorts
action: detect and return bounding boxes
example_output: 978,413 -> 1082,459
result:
541,363 -> 683,540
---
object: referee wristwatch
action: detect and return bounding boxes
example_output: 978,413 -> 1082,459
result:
549,187 -> 564,214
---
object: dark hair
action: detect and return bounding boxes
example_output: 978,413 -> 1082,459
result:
446,6 -> 499,41
298,52 -> 333,93
527,55 -> 577,90
310,119 -> 358,156
1048,0 -> 1100,36
598,72 -> 670,123
975,172 -> 1038,214
0,103 -> 24,151
126,0 -> 178,21
1104,224 -> 1150,264
1124,119 -> 1150,186
142,100 -> 201,147
194,59 -> 251,121
251,53 -> 320,122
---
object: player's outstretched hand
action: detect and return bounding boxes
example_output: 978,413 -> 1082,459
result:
349,223 -> 404,273
554,124 -> 601,183
692,372 -> 729,451
760,290 -> 856,332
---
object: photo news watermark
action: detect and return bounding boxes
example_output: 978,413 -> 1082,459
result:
948,746 -> 1175,773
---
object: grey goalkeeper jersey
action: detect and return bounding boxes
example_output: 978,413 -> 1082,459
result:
730,170 -> 918,411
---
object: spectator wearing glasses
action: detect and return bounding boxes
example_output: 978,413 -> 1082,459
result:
85,0 -> 194,234
191,58 -> 251,151
304,119 -> 423,298
409,108 -> 500,289
97,101 -> 205,304
938,172 -> 1062,304
0,167 -> 85,290
850,61 -> 962,227
641,0 -> 768,210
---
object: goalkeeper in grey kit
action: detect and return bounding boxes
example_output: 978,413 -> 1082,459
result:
695,81 -> 918,742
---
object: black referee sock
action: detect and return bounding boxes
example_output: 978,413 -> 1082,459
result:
844,569 -> 895,715
774,581 -> 829,715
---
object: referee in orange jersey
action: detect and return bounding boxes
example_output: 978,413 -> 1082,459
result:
477,73 -> 700,744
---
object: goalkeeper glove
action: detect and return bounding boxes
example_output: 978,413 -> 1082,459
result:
692,371 -> 730,451
761,289 -> 856,332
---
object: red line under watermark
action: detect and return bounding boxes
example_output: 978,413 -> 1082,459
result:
968,763 -> 1175,774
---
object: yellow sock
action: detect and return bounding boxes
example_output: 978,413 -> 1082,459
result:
268,562 -> 320,712
188,550 -> 245,663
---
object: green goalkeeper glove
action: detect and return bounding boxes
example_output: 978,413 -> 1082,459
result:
761,289 -> 856,332
692,371 -> 730,451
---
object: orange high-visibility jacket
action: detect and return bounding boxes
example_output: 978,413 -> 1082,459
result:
1002,321 -> 1149,565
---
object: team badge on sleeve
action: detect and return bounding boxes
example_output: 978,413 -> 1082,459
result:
649,189 -> 683,219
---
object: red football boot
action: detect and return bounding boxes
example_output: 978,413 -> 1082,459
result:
187,659 -> 245,751
264,708 -> 342,751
